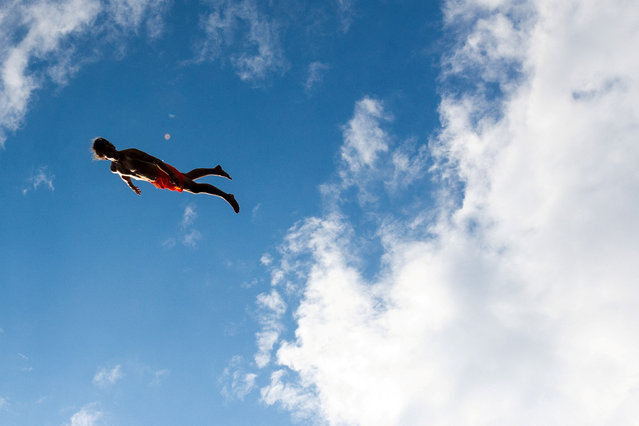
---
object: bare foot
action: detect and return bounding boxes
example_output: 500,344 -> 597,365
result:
226,194 -> 240,213
213,165 -> 231,180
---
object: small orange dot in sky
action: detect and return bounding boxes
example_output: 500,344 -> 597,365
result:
164,133 -> 171,141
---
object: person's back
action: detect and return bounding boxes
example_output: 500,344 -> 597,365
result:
92,137 -> 239,213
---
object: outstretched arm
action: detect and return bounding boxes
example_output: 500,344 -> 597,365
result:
121,175 -> 141,195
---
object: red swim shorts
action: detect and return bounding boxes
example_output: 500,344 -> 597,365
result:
152,164 -> 185,192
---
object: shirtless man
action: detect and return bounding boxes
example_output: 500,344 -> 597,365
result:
92,137 -> 239,213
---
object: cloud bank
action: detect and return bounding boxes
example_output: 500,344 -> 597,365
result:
253,0 -> 639,424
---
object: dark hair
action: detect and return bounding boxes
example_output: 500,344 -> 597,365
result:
92,137 -> 115,160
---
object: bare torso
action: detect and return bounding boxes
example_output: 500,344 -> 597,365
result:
110,148 -> 166,182
94,139 -> 239,212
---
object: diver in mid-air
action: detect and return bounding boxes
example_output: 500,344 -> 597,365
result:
92,137 -> 239,213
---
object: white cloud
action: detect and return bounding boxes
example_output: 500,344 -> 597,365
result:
260,369 -> 318,421
254,331 -> 279,368
257,288 -> 286,316
253,0 -> 639,424
0,0 -> 168,147
181,203 -> 197,228
330,97 -> 427,205
163,205 -> 203,248
220,356 -> 257,400
150,368 -> 170,386
161,237 -> 176,248
199,0 -> 287,83
387,138 -> 429,191
336,0 -> 356,33
68,403 -> 103,426
304,61 -> 329,94
260,253 -> 272,266
0,0 -> 100,146
105,0 -> 169,37
92,364 -> 123,387
182,228 -> 202,248
251,202 -> 261,218
254,289 -> 286,368
22,166 -> 54,194
340,97 -> 390,175
0,396 -> 6,412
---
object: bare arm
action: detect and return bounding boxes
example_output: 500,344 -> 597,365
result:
121,175 -> 141,195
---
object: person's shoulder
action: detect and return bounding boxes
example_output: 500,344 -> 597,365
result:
120,148 -> 144,155
121,148 -> 157,160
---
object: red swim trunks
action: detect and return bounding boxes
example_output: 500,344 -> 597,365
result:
152,164 -> 185,192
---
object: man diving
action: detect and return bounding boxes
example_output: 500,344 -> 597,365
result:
92,137 -> 239,214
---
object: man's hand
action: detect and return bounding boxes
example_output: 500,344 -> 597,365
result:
121,175 -> 141,195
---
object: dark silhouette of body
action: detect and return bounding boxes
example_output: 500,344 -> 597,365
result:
92,137 -> 239,213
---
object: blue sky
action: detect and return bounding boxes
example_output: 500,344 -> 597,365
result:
2,0 -> 639,425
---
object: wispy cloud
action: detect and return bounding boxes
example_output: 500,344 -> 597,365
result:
68,403 -> 102,426
259,254 -> 272,266
105,0 -> 170,38
340,97 -> 390,175
198,0 -> 287,83
0,396 -> 6,412
161,237 -> 176,248
254,289 -> 286,368
251,202 -> 261,218
0,0 -> 169,147
325,97 -> 427,205
219,355 -> 257,400
260,369 -> 318,421
92,364 -> 123,387
336,0 -> 356,33
0,0 -> 100,146
251,0 -> 639,424
181,203 -> 197,228
22,166 -> 55,195
182,228 -> 202,248
181,204 -> 201,247
304,61 -> 329,94
219,289 -> 287,396
163,204 -> 203,249
150,368 -> 170,386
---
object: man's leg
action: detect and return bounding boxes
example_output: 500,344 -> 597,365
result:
183,180 -> 239,213
184,165 -> 231,180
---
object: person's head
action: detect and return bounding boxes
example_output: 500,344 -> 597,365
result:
92,137 -> 118,160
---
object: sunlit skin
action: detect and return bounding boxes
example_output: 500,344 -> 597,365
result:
92,137 -> 239,213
